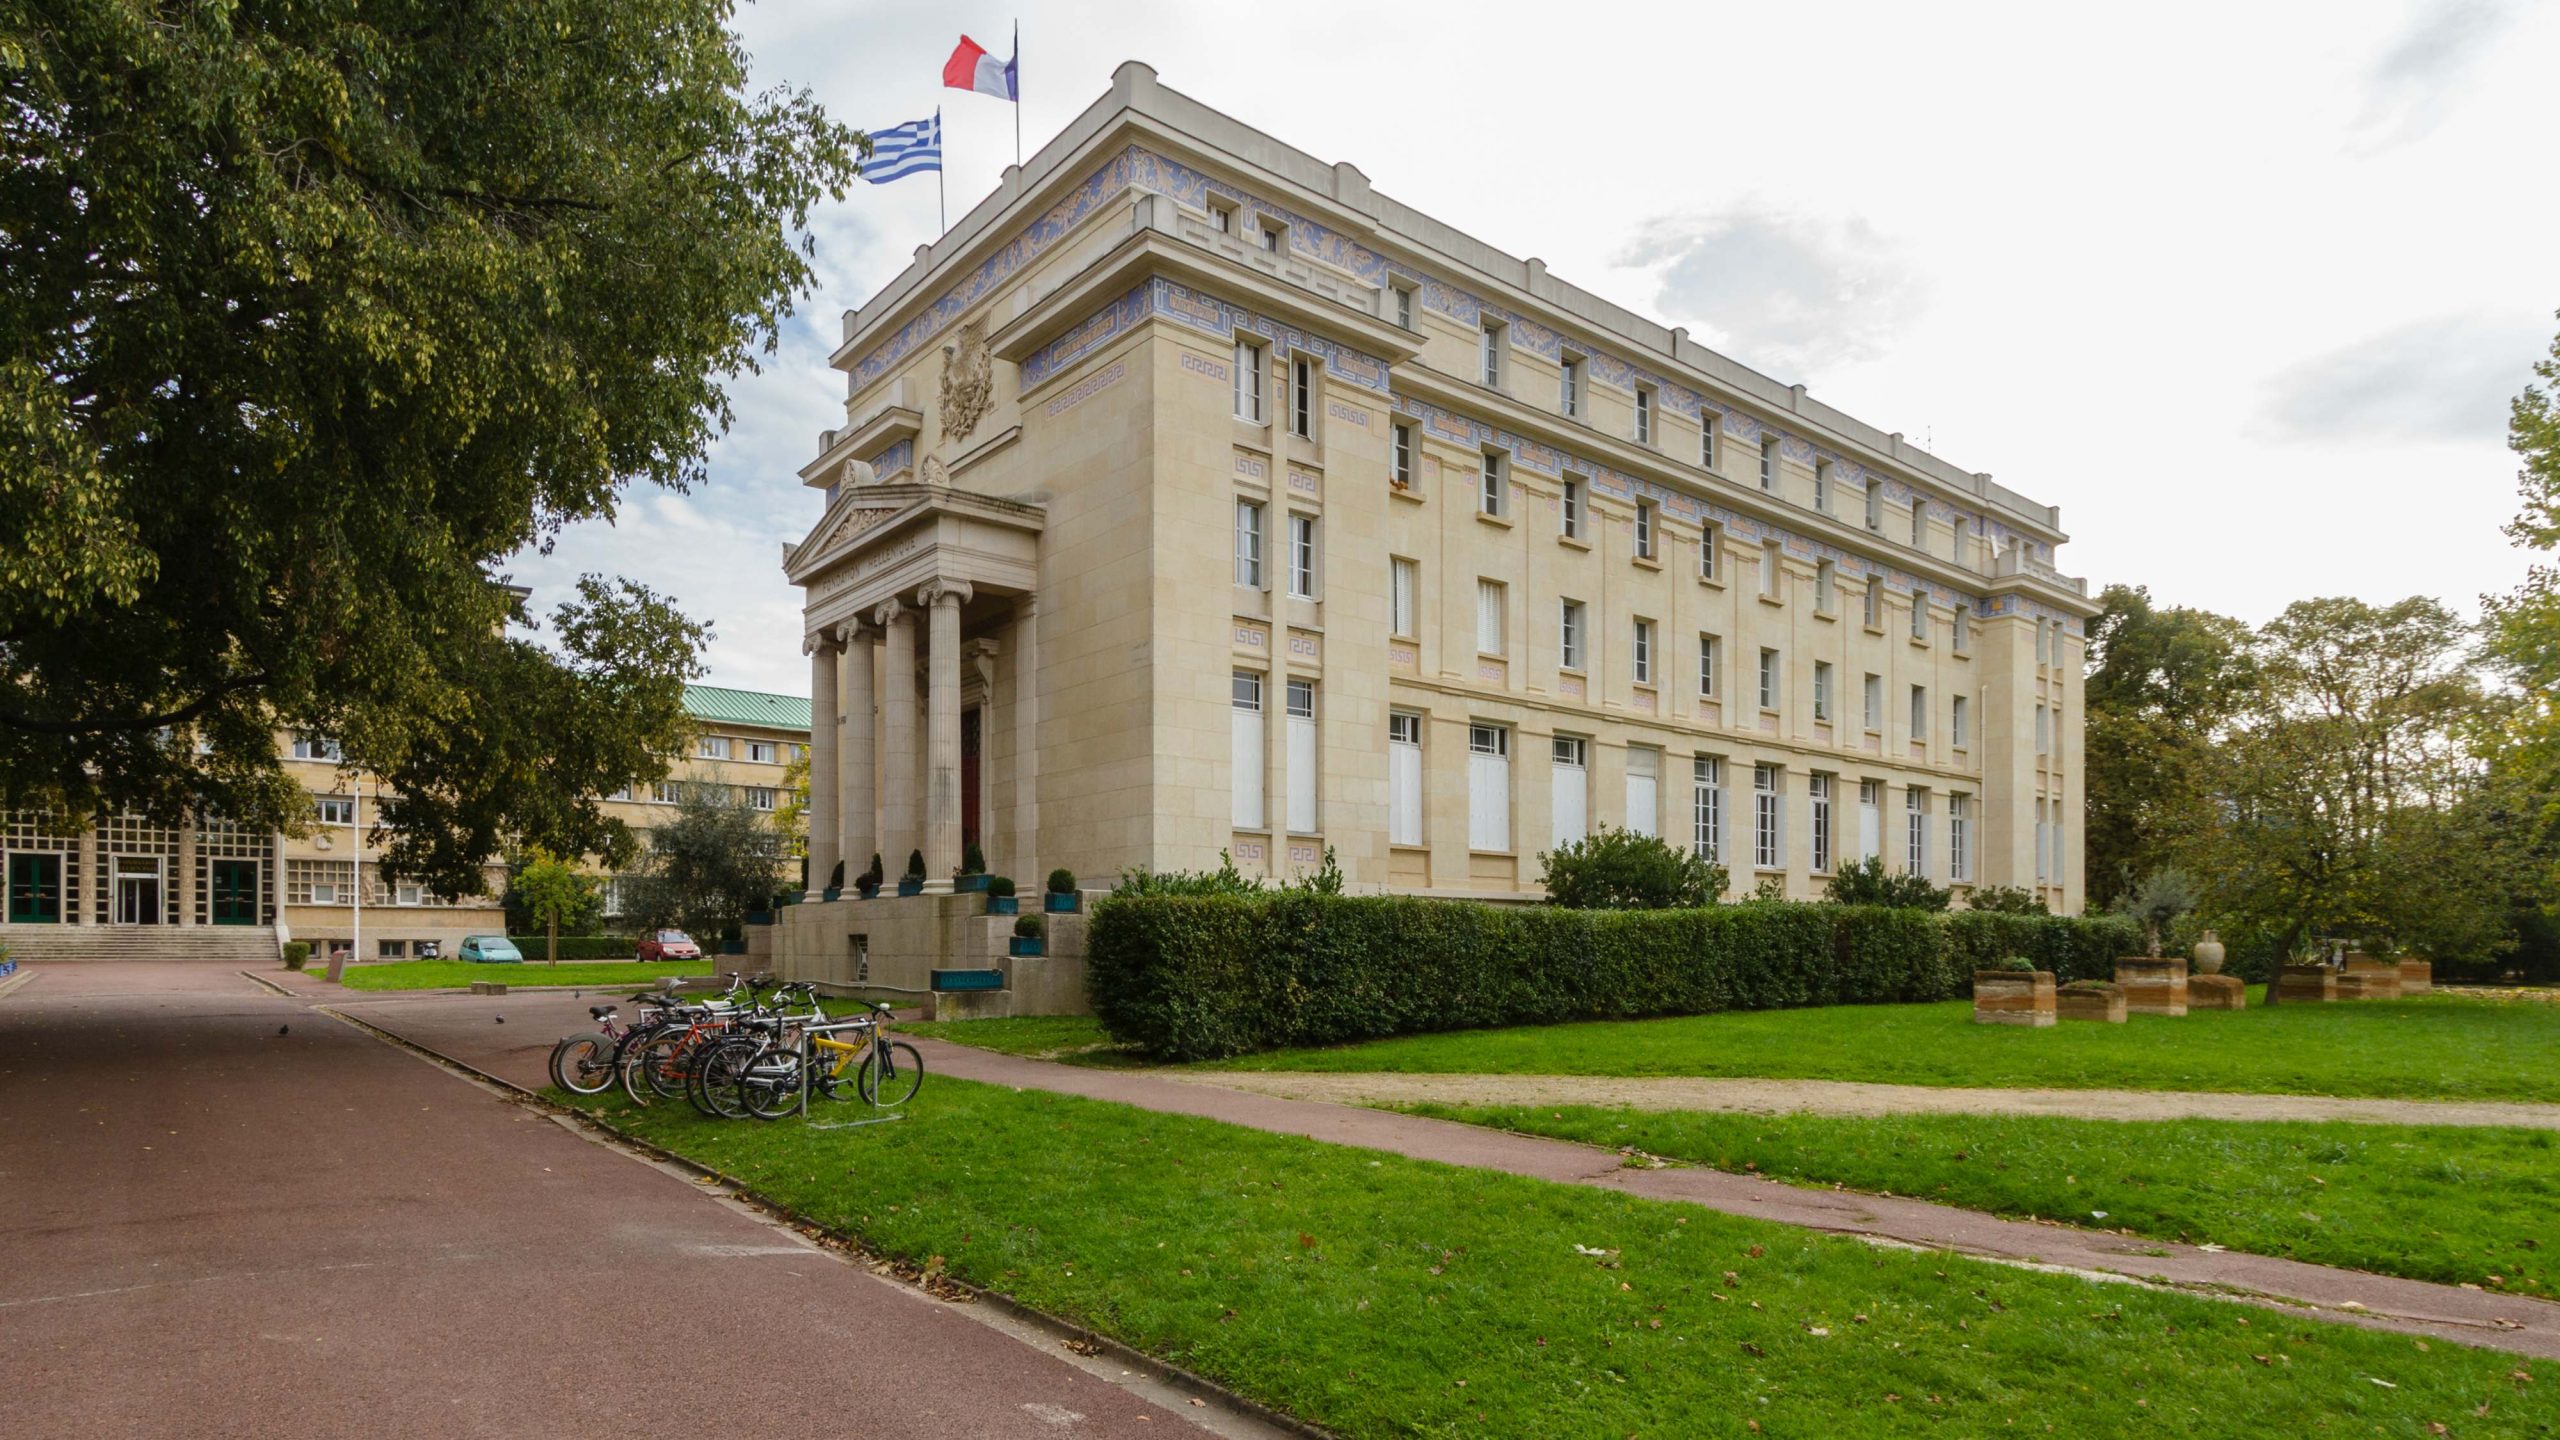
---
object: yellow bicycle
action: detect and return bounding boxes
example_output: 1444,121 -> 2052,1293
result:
738,1003 -> 923,1119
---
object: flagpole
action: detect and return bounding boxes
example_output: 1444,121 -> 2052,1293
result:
1012,20 -> 1022,167
937,109 -> 947,234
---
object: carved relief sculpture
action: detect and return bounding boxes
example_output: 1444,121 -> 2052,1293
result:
939,317 -> 994,442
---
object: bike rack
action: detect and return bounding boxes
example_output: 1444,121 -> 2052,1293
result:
793,1019 -> 910,1131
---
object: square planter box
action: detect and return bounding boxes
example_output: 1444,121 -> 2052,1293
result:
2338,970 -> 2402,1001
1043,891 -> 1081,914
822,887 -> 842,902
955,874 -> 991,894
1008,936 -> 1047,957
2398,959 -> 2433,994
930,967 -> 1005,992
2276,965 -> 2338,1003
985,895 -> 1019,916
896,878 -> 925,897
2058,983 -> 2128,1023
1972,970 -> 2056,1027
745,911 -> 774,927
2188,974 -> 2247,1010
2113,958 -> 2187,1017
779,890 -> 805,906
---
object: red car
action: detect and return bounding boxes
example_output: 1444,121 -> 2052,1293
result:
637,929 -> 702,963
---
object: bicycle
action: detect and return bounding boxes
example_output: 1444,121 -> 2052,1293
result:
737,1002 -> 922,1119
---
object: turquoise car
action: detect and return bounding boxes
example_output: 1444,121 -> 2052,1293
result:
458,934 -> 524,964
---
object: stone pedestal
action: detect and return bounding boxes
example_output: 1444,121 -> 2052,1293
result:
2187,974 -> 2247,1010
2338,970 -> 2402,1001
2059,983 -> 2127,1023
2397,959 -> 2432,994
1972,971 -> 2056,1027
2276,965 -> 2338,1003
2113,958 -> 2188,1017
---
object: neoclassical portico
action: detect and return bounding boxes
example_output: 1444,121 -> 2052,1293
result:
789,478 -> 1045,893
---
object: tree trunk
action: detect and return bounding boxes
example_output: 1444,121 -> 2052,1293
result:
547,913 -> 558,966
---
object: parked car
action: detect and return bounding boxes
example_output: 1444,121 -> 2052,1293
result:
458,935 -> 523,964
637,929 -> 702,963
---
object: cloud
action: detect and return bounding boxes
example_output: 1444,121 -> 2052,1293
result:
1617,209 -> 1927,380
2352,0 -> 2530,151
2256,312 -> 2548,445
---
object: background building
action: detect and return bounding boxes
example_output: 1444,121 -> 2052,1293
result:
594,684 -> 812,924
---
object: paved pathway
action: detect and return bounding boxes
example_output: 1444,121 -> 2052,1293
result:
1165,1070 -> 2560,1129
0,965 -> 1237,1440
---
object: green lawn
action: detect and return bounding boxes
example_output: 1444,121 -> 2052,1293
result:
1405,1103 -> 2560,1295
903,1014 -> 1141,1063
563,1079 -> 2544,1437
316,959 -> 712,992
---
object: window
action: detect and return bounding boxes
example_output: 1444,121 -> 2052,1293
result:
378,938 -> 408,958
1906,787 -> 1930,876
1911,592 -> 1929,641
1815,560 -> 1836,614
1626,746 -> 1660,839
1634,386 -> 1655,444
1759,436 -> 1779,492
1952,694 -> 1970,748
1865,480 -> 1884,532
1551,735 -> 1589,847
1753,764 -> 1783,870
1561,476 -> 1585,540
1389,712 -> 1424,846
1234,500 -> 1264,587
1758,648 -> 1781,711
2037,704 -> 2050,755
1910,685 -> 1929,741
1813,661 -> 1834,723
1390,557 -> 1418,637
1468,723 -> 1511,851
1392,283 -> 1415,330
1560,355 -> 1584,417
311,880 -> 339,906
1699,523 -> 1721,582
1910,498 -> 1928,549
1290,357 -> 1315,439
1863,576 -> 1882,628
1476,579 -> 1507,655
1286,679 -> 1318,834
1701,415 -> 1720,470
788,743 -> 807,763
1810,774 -> 1834,873
2036,799 -> 2050,882
745,787 -> 778,812
1559,599 -> 1587,671
1260,219 -> 1285,253
2051,806 -> 2067,888
1480,450 -> 1508,516
1692,755 -> 1724,863
1287,513 -> 1317,599
2036,618 -> 2052,666
1863,673 -> 1883,731
1208,198 -> 1235,233
314,796 -> 355,826
1234,339 -> 1265,423
1953,605 -> 1970,651
651,781 -> 682,804
1633,619 -> 1654,686
1480,321 -> 1506,388
1949,795 -> 1972,882
1814,460 -> 1832,512
1231,672 -> 1266,829
697,736 -> 731,760
1858,779 -> 1883,861
1697,633 -> 1719,697
291,734 -> 343,763
1635,501 -> 1656,559
747,740 -> 778,765
1390,422 -> 1415,490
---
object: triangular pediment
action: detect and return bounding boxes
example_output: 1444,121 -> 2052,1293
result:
788,490 -> 926,583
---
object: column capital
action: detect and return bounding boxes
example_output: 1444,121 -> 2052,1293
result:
872,596 -> 910,628
918,578 -> 975,609
831,617 -> 867,647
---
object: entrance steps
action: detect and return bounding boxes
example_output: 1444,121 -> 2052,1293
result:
0,925 -> 278,965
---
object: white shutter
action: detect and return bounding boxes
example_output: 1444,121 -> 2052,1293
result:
1468,737 -> 1509,851
1231,675 -> 1264,829
1625,748 -> 1659,839
1389,717 -> 1423,846
1551,741 -> 1587,848
1476,581 -> 1504,654
1859,785 -> 1880,862
1286,698 -> 1317,833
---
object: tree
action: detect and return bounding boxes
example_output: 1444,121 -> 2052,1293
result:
0,2 -> 861,897
1822,855 -> 1949,911
2118,868 -> 2198,958
1540,827 -> 1726,909
2484,309 -> 2560,886
2082,584 -> 2256,907
510,848 -> 599,966
772,744 -> 813,881
620,782 -> 780,944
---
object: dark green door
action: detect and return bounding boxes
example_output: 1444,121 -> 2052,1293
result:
211,859 -> 260,926
8,854 -> 63,924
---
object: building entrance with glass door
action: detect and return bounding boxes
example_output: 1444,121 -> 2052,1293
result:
210,858 -> 260,926
114,857 -> 163,925
8,853 -> 64,924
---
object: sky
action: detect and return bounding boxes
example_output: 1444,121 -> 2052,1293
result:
504,0 -> 2560,696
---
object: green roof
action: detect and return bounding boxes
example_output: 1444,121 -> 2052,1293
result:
683,684 -> 811,732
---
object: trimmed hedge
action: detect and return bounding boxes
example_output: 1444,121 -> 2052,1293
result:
505,934 -> 646,962
1088,896 -> 2142,1061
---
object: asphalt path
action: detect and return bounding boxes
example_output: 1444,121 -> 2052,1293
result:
0,964 -> 1215,1440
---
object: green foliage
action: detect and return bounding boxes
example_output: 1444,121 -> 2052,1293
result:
0,2 -> 857,893
1744,875 -> 1789,903
987,875 -> 1016,898
772,747 -> 812,860
1013,914 -> 1045,939
1088,894 -> 2137,1061
1114,850 -> 1258,897
282,940 -> 310,970
507,847 -> 600,962
1983,955 -> 2036,973
2120,867 -> 2200,956
1966,885 -> 2048,915
2083,583 -> 2259,905
903,849 -> 925,881
1047,868 -> 1077,894
620,782 -> 782,940
826,859 -> 844,890
503,934 -> 642,961
1821,855 -> 1949,911
1282,844 -> 1346,896
1538,826 -> 1725,909
959,839 -> 986,877
860,854 -> 884,889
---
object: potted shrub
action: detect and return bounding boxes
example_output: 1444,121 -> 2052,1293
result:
1044,867 -> 1080,914
985,875 -> 1019,915
896,849 -> 927,898
954,841 -> 991,893
856,854 -> 884,899
823,859 -> 845,902
1971,955 -> 2055,1027
1010,913 -> 1046,957
282,940 -> 311,972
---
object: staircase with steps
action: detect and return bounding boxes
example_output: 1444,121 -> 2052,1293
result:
0,925 -> 279,965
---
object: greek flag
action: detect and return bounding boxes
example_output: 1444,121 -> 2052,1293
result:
863,113 -> 941,184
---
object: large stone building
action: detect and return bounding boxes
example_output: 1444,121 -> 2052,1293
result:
788,64 -> 2093,938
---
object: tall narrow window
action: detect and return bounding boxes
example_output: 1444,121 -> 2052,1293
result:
1233,500 -> 1264,588
1699,523 -> 1720,582
1561,477 -> 1584,540
1551,736 -> 1589,847
1814,460 -> 1832,512
1635,501 -> 1656,559
1701,415 -> 1720,470
2051,807 -> 2067,889
1633,619 -> 1654,686
1952,605 -> 1970,651
1858,779 -> 1883,860
1388,712 -> 1424,845
1697,633 -> 1719,697
1761,540 -> 1783,600
1949,795 -> 1971,882
1759,436 -> 1779,492
1863,673 -> 1882,731
1234,340 -> 1265,423
1911,592 -> 1929,641
1758,647 -> 1781,711
1286,679 -> 1318,834
1816,560 -> 1836,614
1231,672 -> 1266,829
1390,421 -> 1415,490
1910,684 -> 1929,741
1863,576 -> 1881,628
1910,497 -> 1928,549
2036,703 -> 2050,755
2036,618 -> 2052,666
1865,480 -> 1883,531
1809,774 -> 1834,873
1480,321 -> 1505,388
1477,580 -> 1506,655
1390,557 -> 1418,637
1753,764 -> 1783,870
1813,661 -> 1834,722
1634,386 -> 1655,444
1468,723 -> 1511,851
1626,746 -> 1661,839
1480,450 -> 1507,517
1287,514 -> 1316,599
1290,357 -> 1315,439
1692,756 -> 1724,863
2036,799 -> 2051,882
1560,356 -> 1583,417
1560,599 -> 1587,671
1392,283 -> 1415,330
1951,694 -> 1970,748
1906,787 -> 1929,876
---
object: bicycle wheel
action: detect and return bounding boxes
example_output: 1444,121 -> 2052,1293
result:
857,1041 -> 925,1108
738,1048 -> 808,1121
689,1037 -> 761,1119
548,1033 -> 616,1095
628,1030 -> 693,1105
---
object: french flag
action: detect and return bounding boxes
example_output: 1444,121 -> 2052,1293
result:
942,33 -> 1018,101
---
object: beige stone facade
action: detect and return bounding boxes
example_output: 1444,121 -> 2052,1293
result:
593,684 -> 812,918
788,65 -> 2094,923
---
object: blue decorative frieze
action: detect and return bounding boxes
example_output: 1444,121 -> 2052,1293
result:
1019,284 -> 1151,387
1016,277 -> 1395,396
1978,593 -> 2086,635
868,438 -> 915,479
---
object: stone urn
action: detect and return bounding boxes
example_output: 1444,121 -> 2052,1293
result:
2191,930 -> 2226,976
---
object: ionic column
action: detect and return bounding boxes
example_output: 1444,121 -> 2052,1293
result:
876,599 -> 918,876
839,621 -> 877,883
805,633 -> 841,893
922,580 -> 973,892
1009,595 -> 1040,883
